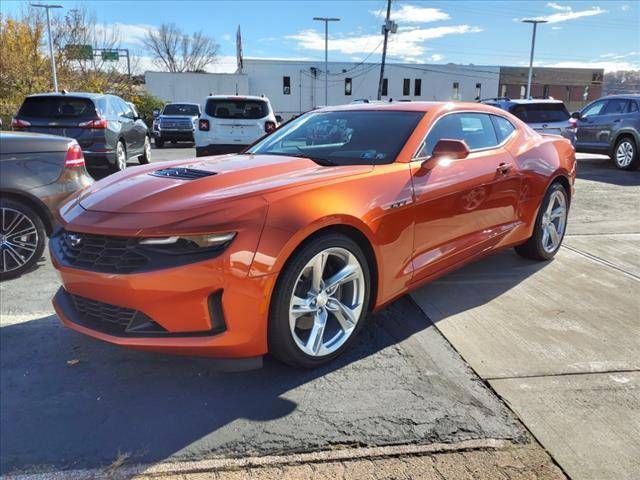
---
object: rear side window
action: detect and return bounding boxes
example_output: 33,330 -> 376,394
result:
509,103 -> 569,123
491,115 -> 516,143
602,99 -> 628,115
205,99 -> 268,119
18,96 -> 97,119
627,101 -> 639,113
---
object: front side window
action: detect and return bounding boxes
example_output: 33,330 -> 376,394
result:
163,104 -> 200,115
248,110 -> 423,166
419,112 -> 498,157
602,99 -> 628,115
581,100 -> 606,117
205,99 -> 268,119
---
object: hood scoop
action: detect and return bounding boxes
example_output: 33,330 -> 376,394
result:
149,167 -> 216,180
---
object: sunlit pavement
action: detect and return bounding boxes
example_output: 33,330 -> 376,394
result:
1,149 -> 637,479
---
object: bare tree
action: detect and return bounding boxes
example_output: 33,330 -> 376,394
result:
143,23 -> 218,72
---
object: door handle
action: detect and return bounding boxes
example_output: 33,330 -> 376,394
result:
497,163 -> 512,174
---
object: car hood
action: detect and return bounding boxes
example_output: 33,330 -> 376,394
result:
77,154 -> 372,213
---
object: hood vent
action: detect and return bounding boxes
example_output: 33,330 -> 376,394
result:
150,167 -> 216,180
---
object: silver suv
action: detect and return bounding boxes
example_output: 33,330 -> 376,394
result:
481,98 -> 575,144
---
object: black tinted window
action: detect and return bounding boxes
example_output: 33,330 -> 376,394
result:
248,110 -> 423,166
205,99 -> 268,119
491,115 -> 516,143
422,113 -> 498,155
627,101 -> 639,113
509,103 -> 569,123
602,99 -> 628,115
18,96 -> 97,118
163,104 -> 200,115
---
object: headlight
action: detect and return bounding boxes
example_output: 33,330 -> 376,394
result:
139,232 -> 236,253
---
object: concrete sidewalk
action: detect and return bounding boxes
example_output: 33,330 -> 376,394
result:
411,157 -> 640,480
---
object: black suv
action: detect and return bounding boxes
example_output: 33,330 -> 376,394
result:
574,94 -> 640,171
12,92 -> 151,173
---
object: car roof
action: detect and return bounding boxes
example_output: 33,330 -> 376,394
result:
598,94 -> 640,100
165,102 -> 200,106
484,98 -> 565,105
315,101 -> 507,115
26,92 -> 105,99
205,95 -> 269,101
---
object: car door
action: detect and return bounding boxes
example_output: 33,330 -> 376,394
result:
576,99 -> 608,149
596,98 -> 629,149
111,96 -> 135,155
409,112 -> 521,284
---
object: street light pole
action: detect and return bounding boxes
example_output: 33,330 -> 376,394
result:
522,19 -> 547,99
313,16 -> 340,106
31,3 -> 63,92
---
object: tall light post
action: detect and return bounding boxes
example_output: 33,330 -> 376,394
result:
522,19 -> 547,99
31,3 -> 63,92
313,16 -> 340,106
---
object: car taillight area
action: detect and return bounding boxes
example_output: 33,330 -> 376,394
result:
265,121 -> 276,133
199,119 -> 210,131
10,118 -> 31,129
78,118 -> 108,129
64,142 -> 86,168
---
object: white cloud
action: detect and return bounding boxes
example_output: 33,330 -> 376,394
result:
96,22 -> 156,46
428,54 -> 444,62
547,2 -> 571,11
621,4 -> 631,11
600,51 -> 639,60
551,26 -> 562,30
519,6 -> 607,23
539,60 -> 640,72
287,25 -> 481,61
135,54 -> 238,74
371,5 -> 450,23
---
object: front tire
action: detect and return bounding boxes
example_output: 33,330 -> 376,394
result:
0,199 -> 46,280
612,137 -> 638,171
139,136 -> 151,164
269,234 -> 371,368
515,182 -> 568,261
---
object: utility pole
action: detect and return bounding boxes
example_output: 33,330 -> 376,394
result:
522,19 -> 547,99
377,0 -> 396,100
31,3 -> 63,92
313,16 -> 340,106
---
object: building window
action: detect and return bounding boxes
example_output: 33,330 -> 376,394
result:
475,83 -> 482,100
381,78 -> 388,96
520,85 -> 526,99
403,78 -> 410,96
543,85 -> 550,98
344,78 -> 352,96
283,76 -> 291,95
452,82 -> 459,100
500,84 -> 507,97
414,79 -> 422,96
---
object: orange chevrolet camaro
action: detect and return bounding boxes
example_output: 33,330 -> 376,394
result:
51,102 -> 576,368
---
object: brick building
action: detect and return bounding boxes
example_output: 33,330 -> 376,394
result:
498,66 -> 604,112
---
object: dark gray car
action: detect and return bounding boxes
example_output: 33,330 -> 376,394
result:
12,92 -> 151,173
574,95 -> 640,170
0,132 -> 93,279
152,102 -> 200,147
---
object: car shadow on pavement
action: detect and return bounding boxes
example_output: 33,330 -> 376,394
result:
576,156 -> 640,186
0,252 -> 544,475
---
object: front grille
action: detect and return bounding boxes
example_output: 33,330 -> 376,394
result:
72,294 -> 136,327
150,167 -> 216,180
58,230 -> 149,273
159,118 -> 193,130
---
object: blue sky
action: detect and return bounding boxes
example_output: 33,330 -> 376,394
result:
3,0 -> 639,72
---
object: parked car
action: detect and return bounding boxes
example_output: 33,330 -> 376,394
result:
11,92 -> 151,172
50,102 -> 575,368
194,95 -> 278,157
480,98 -> 576,144
573,94 -> 640,171
0,131 -> 93,279
152,102 -> 200,147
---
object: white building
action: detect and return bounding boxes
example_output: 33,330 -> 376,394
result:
145,59 -> 500,120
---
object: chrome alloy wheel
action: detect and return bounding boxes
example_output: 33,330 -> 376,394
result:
0,207 -> 39,274
540,190 -> 567,253
116,141 -> 127,170
616,140 -> 634,168
143,136 -> 151,160
289,247 -> 366,357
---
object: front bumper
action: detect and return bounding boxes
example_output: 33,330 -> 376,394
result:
155,130 -> 195,142
51,247 -> 277,358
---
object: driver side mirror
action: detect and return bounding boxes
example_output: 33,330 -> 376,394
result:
571,111 -> 582,120
152,109 -> 160,118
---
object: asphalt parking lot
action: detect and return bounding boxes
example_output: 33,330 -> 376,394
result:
1,146 -> 638,479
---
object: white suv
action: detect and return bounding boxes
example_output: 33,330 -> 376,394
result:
194,95 -> 278,157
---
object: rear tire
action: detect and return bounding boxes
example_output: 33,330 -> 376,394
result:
268,233 -> 371,368
611,136 -> 638,171
139,136 -> 151,164
112,140 -> 127,173
0,198 -> 46,280
515,182 -> 568,261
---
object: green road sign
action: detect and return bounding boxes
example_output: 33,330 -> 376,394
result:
101,50 -> 120,61
65,44 -> 93,60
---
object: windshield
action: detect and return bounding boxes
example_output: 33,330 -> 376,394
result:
247,110 -> 423,165
163,104 -> 200,116
205,99 -> 268,119
509,103 -> 569,123
18,96 -> 97,119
